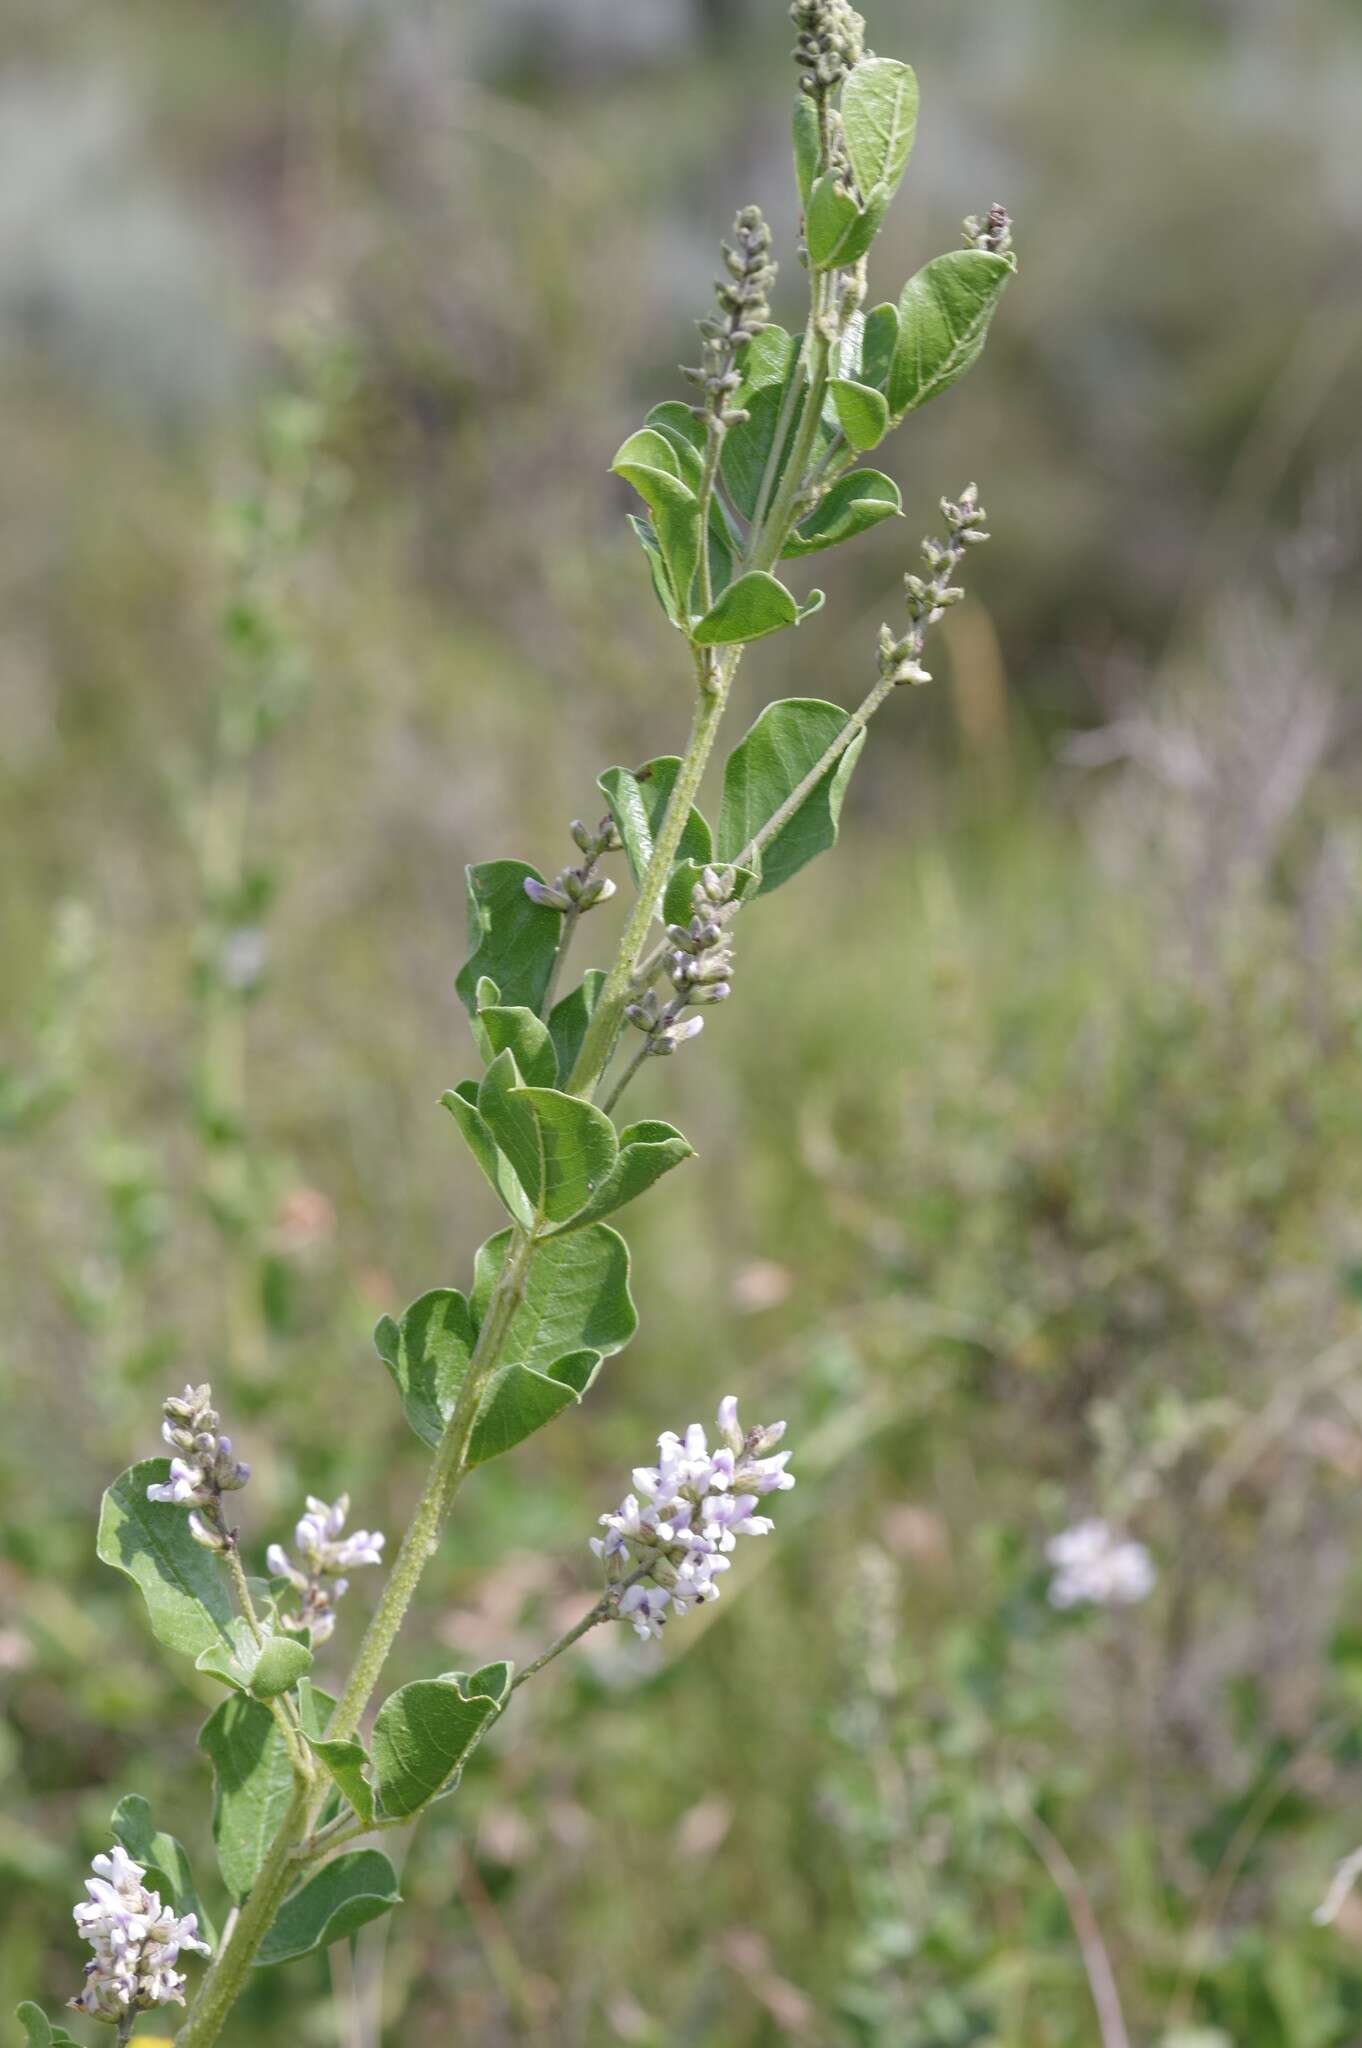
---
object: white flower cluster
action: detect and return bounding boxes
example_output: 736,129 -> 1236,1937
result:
145,1383 -> 250,1552
70,1845 -> 210,2025
268,1494 -> 386,1647
1046,1518 -> 1156,1610
592,1396 -> 794,1640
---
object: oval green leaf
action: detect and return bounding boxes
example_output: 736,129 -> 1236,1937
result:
254,1851 -> 400,1968
888,248 -> 1014,421
455,860 -> 562,1019
374,1287 -> 477,1451
717,697 -> 867,894
371,1678 -> 502,1819
782,469 -> 901,558
842,57 -> 919,203
692,571 -> 800,648
97,1461 -> 238,1662
829,378 -> 890,453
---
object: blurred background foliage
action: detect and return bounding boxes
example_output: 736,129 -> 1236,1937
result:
4,0 -> 1362,2043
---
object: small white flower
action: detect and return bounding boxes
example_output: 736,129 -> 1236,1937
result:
70,1844 -> 210,2021
1046,1518 -> 1156,1610
270,1493 -> 386,1648
619,1584 -> 671,1640
592,1396 -> 793,1642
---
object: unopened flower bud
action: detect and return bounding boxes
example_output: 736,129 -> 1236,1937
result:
188,1510 -> 228,1552
523,878 -> 573,912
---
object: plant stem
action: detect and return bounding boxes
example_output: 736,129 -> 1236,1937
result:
566,654 -> 738,1097
735,667 -> 897,873
749,308 -> 833,575
695,429 -> 724,617
509,1595 -> 612,1691
176,1782 -> 312,2048
599,1040 -> 651,1118
326,1223 -> 536,1745
746,312 -> 814,554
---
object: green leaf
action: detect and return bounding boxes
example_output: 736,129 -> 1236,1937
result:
735,324 -> 797,402
661,858 -> 757,929
721,381 -> 833,525
455,861 -> 562,1019
842,58 -> 919,203
254,1851 -> 400,1968
15,2006 -> 79,2048
473,999 -> 558,1087
509,1085 -> 619,1224
860,302 -> 899,390
782,469 -> 901,557
472,1224 -> 637,1375
96,1461 -> 238,1661
441,1082 -> 534,1226
374,1287 -> 477,1451
469,1347 -> 602,1465
792,95 -> 820,209
612,429 -> 701,617
371,1676 -> 502,1818
643,402 -> 706,483
475,1048 -> 541,1211
194,1613 -> 264,1693
110,1794 -> 217,1949
302,1736 -> 375,1828
692,571 -> 800,648
200,1694 -> 298,1902
548,1119 -> 694,1233
718,697 -> 866,893
250,1635 -> 314,1700
598,757 -> 713,893
628,514 -> 681,627
548,970 -> 605,1083
476,1054 -> 618,1225
806,174 -> 861,270
888,248 -> 1014,421
829,378 -> 890,452
443,1659 -> 514,1705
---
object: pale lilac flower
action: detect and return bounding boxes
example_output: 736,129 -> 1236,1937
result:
593,1396 -> 793,1640
70,1844 -> 210,2023
269,1493 -> 385,1647
618,1584 -> 671,1640
1046,1518 -> 1156,1610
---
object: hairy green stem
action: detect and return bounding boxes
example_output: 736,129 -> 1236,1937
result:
176,1782 -> 311,2048
749,313 -> 833,574
566,652 -> 738,1097
326,1222 -> 535,1745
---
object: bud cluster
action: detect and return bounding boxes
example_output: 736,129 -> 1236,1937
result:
878,484 -> 990,687
70,1844 -> 211,2026
268,1493 -> 386,1648
523,814 -> 620,916
625,864 -> 737,1061
963,202 -> 1014,259
790,0 -> 867,96
682,207 -> 777,431
592,1396 -> 795,1640
145,1383 -> 251,1553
